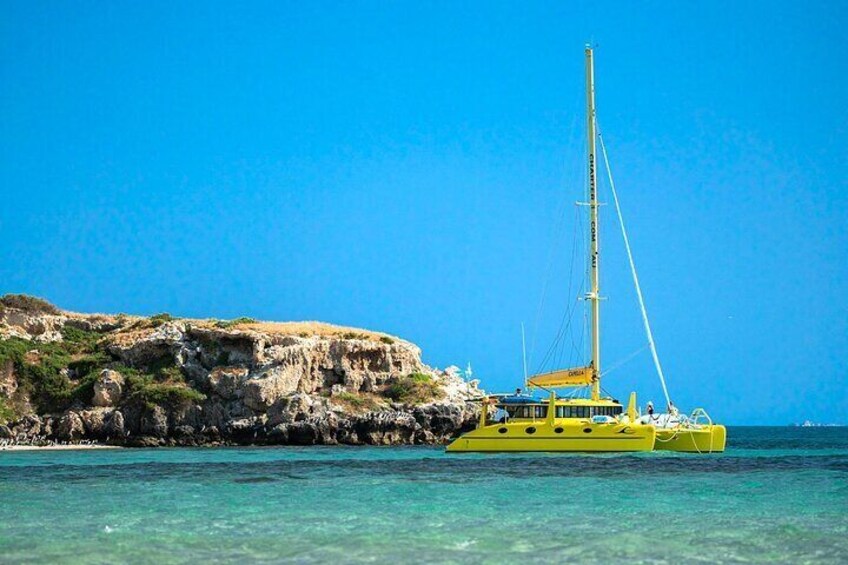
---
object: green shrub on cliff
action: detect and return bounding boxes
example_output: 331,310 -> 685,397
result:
61,326 -> 104,352
408,372 -> 432,383
0,337 -> 112,414
125,374 -> 204,409
140,355 -> 185,383
333,391 -> 382,412
0,332 -> 194,415
0,397 -> 16,424
384,372 -> 442,404
0,338 -> 73,412
215,317 -> 256,329
336,391 -> 366,407
149,313 -> 175,327
0,294 -> 60,315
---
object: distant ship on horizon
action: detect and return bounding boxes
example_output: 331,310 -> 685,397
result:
793,421 -> 844,427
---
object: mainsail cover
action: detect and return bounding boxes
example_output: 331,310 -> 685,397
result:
527,366 -> 593,388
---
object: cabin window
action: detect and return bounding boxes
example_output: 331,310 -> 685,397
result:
556,406 -> 591,418
555,405 -> 621,418
498,427 -> 508,434
506,406 -> 526,419
554,427 -> 564,434
525,427 -> 536,435
505,405 -> 546,419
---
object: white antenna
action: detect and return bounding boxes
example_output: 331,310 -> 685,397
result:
465,362 -> 473,380
521,322 -> 528,388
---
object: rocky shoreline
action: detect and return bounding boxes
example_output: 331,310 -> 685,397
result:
0,295 -> 482,447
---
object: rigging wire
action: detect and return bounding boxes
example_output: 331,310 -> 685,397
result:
534,205 -> 580,373
528,101 -> 583,373
527,194 -> 570,371
600,343 -> 650,378
597,127 -> 672,406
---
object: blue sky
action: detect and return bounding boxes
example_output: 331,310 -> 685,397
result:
1,2 -> 846,424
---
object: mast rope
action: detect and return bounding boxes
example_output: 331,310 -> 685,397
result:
597,128 -> 672,407
535,206 -> 582,374
528,193 -> 571,372
528,101 -> 583,374
600,343 -> 650,378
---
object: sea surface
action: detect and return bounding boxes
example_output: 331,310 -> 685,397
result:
1,427 -> 846,564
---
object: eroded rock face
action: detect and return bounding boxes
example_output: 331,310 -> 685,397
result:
107,322 -> 187,367
79,407 -> 113,437
92,370 -> 125,407
207,366 -> 248,400
56,412 -> 85,441
243,365 -> 302,411
10,414 -> 43,439
140,405 -> 169,438
104,410 -> 126,438
0,308 -> 66,343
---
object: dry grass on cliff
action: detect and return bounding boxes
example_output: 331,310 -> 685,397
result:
2,296 -> 405,345
331,391 -> 387,413
231,321 -> 399,342
107,326 -> 157,347
69,311 -> 404,348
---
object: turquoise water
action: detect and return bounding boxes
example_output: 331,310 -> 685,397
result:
1,427 -> 847,564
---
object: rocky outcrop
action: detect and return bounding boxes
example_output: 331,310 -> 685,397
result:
0,295 -> 482,447
56,411 -> 85,441
0,308 -> 66,343
92,370 -> 125,407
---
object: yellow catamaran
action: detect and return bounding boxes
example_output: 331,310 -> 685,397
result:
447,47 -> 726,454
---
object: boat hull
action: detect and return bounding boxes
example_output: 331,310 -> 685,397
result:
654,425 -> 726,453
446,420 -> 656,453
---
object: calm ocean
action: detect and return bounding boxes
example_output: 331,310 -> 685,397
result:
1,427 -> 846,564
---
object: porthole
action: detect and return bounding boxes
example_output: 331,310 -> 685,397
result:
498,427 -> 508,434
525,427 -> 537,435
554,427 -> 564,434
583,428 -> 592,434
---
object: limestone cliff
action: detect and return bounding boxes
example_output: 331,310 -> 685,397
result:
0,295 -> 481,446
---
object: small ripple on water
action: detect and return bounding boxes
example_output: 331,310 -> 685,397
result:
231,476 -> 279,484
3,452 -> 846,486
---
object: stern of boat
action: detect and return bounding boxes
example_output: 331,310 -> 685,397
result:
654,424 -> 726,453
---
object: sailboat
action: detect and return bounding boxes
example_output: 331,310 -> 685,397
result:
447,47 -> 726,453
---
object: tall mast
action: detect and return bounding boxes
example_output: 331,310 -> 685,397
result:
585,45 -> 601,401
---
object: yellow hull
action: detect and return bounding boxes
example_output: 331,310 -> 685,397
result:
654,425 -> 726,453
446,420 -> 656,453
